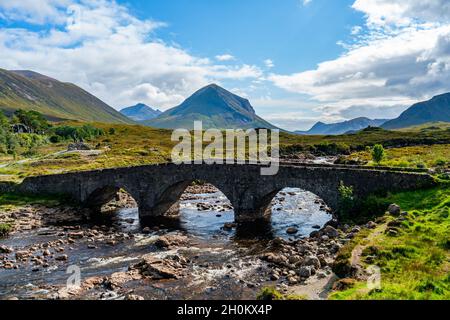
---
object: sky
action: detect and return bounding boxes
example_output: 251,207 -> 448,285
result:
0,0 -> 450,130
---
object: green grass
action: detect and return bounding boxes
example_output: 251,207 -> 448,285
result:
1,121 -> 450,182
0,223 -> 12,237
330,185 -> 450,300
0,192 -> 66,207
344,144 -> 450,169
257,287 -> 309,300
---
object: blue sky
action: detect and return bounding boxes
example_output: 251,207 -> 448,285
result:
125,0 -> 362,73
0,0 -> 449,130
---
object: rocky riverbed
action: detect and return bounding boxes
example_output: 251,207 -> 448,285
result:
0,184 -> 363,300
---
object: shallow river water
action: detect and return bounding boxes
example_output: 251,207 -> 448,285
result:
0,188 -> 332,300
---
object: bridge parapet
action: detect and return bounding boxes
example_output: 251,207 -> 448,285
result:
15,163 -> 436,222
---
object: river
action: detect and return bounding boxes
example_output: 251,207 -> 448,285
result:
0,186 -> 334,300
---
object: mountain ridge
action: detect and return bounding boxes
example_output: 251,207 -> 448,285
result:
296,117 -> 388,135
143,84 -> 277,129
120,103 -> 162,121
382,93 -> 450,129
0,68 -> 133,124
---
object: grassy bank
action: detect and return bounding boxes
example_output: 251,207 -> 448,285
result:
330,184 -> 450,300
1,121 -> 450,182
343,144 -> 450,169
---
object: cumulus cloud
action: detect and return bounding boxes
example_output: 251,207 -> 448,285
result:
264,59 -> 275,68
0,0 -> 262,109
352,0 -> 450,27
0,0 -> 72,24
270,0 -> 450,120
215,54 -> 235,62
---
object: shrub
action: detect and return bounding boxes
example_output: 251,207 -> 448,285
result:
53,125 -> 104,142
12,109 -> 50,134
0,223 -> 12,237
49,135 -> 62,143
257,287 -> 284,300
313,142 -> 350,156
338,181 -> 355,215
434,159 -> 447,167
371,144 -> 385,165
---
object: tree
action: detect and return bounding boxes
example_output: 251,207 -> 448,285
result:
0,111 -> 9,129
12,109 -> 50,134
371,144 -> 385,165
338,181 -> 355,215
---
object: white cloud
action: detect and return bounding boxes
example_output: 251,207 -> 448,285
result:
302,0 -> 312,6
264,59 -> 275,68
270,0 -> 450,120
0,0 -> 72,24
0,0 -> 262,109
215,54 -> 235,62
352,0 -> 450,27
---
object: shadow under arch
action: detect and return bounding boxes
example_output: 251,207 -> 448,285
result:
84,185 -> 138,212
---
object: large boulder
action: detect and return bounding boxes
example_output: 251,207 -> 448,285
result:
322,225 -> 339,238
302,255 -> 321,270
388,204 -> 401,216
67,142 -> 92,151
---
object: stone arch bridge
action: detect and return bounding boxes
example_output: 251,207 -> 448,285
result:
13,163 -> 435,222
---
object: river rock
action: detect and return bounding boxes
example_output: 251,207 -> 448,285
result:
132,255 -> 181,280
286,227 -> 298,235
298,266 -> 312,278
125,294 -> 144,300
366,221 -> 377,229
388,204 -> 401,216
302,255 -> 321,269
15,250 -> 30,260
223,223 -> 236,231
0,245 -> 13,254
322,226 -> 339,238
55,254 -> 68,261
68,231 -> 84,239
309,230 -> 320,239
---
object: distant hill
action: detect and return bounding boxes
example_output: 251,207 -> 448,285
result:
382,93 -> 450,129
296,117 -> 388,135
120,103 -> 162,121
0,68 -> 133,123
143,84 -> 277,130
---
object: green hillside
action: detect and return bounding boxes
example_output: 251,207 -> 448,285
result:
0,69 -> 133,124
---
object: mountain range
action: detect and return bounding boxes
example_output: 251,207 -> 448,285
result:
120,103 -> 162,121
1,67 -> 450,132
296,117 -> 388,135
143,84 -> 277,129
0,69 -> 132,123
382,93 -> 450,129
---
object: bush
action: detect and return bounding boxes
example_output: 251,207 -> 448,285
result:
338,181 -> 355,215
313,142 -> 350,156
257,287 -> 284,300
49,135 -> 62,143
434,159 -> 447,167
53,125 -> 104,142
12,109 -> 50,134
371,144 -> 385,165
0,223 -> 12,237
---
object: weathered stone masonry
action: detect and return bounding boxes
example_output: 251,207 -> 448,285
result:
12,163 -> 435,222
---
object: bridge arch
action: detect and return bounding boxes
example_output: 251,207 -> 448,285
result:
138,179 -> 236,220
82,182 -> 141,213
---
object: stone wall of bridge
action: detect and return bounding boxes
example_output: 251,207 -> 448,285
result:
15,163 -> 436,222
